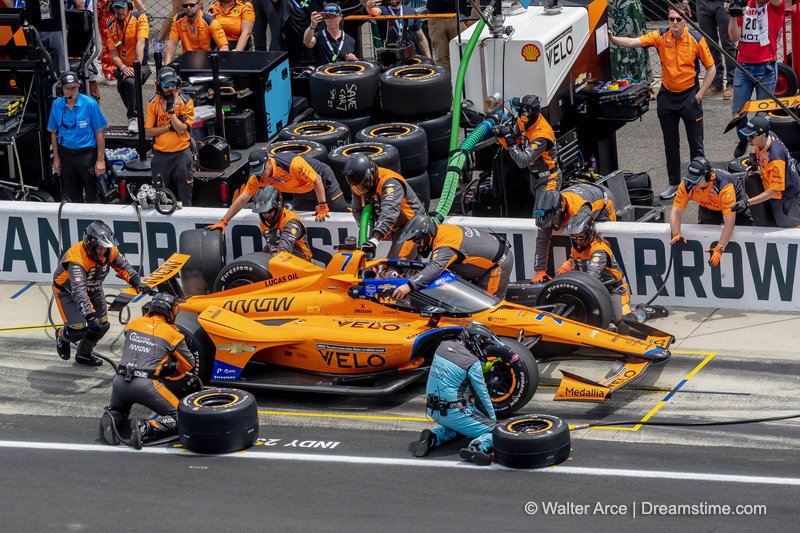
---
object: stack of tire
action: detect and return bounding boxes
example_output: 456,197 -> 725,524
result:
378,64 -> 453,202
309,61 -> 380,134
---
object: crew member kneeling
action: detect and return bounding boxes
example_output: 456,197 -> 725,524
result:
392,214 -> 513,300
53,222 -> 148,366
100,293 -> 202,449
412,323 -> 518,466
252,185 -> 312,261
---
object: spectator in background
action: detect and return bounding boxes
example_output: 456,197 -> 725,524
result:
280,0 -> 322,67
48,71 -> 108,203
303,2 -> 358,65
727,0 -> 785,158
608,0 -> 652,84
366,0 -> 431,58
164,0 -> 229,65
155,0 -> 184,53
425,0 -> 473,73
64,0 -> 102,99
106,0 -> 150,133
252,0 -> 283,51
207,0 -> 255,51
697,0 -> 736,100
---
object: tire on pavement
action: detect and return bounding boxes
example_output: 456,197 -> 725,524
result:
380,65 -> 452,117
265,140 -> 329,163
213,252 -> 274,292
309,61 -> 380,117
492,414 -> 571,469
405,169 -> 430,211
355,123 -> 428,175
178,388 -> 259,454
179,229 -> 226,296
279,120 -> 351,151
487,337 -> 539,417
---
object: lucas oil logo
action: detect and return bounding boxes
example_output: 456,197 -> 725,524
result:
521,44 -> 541,62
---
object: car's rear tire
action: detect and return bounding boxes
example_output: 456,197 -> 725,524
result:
179,229 -> 226,296
487,337 -> 539,416
177,324 -> 215,383
213,252 -> 273,292
536,271 -> 613,329
178,388 -> 259,454
492,414 -> 571,469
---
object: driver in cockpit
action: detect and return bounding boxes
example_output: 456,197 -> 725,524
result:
390,215 -> 513,300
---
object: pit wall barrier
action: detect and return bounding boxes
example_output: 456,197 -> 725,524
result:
2,201 -> 799,312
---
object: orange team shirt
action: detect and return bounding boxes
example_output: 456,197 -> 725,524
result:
144,93 -> 195,152
243,156 -> 319,196
206,0 -> 255,43
169,12 -> 229,52
639,26 -> 714,93
673,177 -> 738,216
106,12 -> 150,67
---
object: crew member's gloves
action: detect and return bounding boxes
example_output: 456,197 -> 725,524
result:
731,198 -> 750,214
499,125 -> 517,146
314,202 -> 330,222
133,279 -> 153,295
85,313 -> 102,333
530,270 -> 550,284
670,232 -> 688,246
162,359 -> 178,376
207,219 -> 228,233
706,245 -> 724,267
361,237 -> 379,255
165,98 -> 174,114
556,259 -> 575,275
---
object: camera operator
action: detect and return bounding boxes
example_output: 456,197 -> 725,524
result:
303,3 -> 358,65
726,0 -> 785,158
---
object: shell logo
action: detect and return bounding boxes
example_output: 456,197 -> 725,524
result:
521,44 -> 541,62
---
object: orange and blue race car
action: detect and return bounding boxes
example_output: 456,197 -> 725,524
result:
131,231 -> 674,416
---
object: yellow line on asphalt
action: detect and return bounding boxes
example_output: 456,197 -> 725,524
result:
0,324 -> 56,332
258,409 -> 429,422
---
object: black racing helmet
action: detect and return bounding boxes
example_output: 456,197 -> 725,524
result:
512,94 -> 541,124
398,214 -> 437,258
252,185 -> 283,227
148,293 -> 179,323
533,190 -> 563,230
83,221 -> 117,263
461,322 -> 515,362
567,216 -> 596,252
343,154 -> 377,197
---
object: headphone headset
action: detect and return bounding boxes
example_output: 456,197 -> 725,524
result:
154,67 -> 182,96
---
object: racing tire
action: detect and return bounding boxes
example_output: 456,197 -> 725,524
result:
775,62 -> 799,98
536,271 -> 613,329
492,414 -> 571,469
487,337 -> 539,416
309,61 -> 380,117
26,189 -> 56,202
401,54 -> 434,67
264,140 -> 329,163
504,282 -> 544,307
313,113 -> 373,134
409,112 -> 452,160
767,110 -> 800,150
213,252 -> 274,292
355,123 -> 428,175
327,142 -> 402,176
744,172 -> 776,227
179,229 -> 225,297
379,65 -> 452,118
427,157 -> 448,200
278,120 -> 351,151
0,187 -> 14,200
178,388 -> 259,454
405,170 -> 431,211
727,156 -> 751,174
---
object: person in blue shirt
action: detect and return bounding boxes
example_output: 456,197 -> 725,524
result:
411,322 -> 519,466
47,71 -> 108,203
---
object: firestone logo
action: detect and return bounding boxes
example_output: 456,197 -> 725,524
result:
522,44 -> 540,62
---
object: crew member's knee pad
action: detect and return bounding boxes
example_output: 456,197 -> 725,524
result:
86,315 -> 111,342
62,324 -> 88,344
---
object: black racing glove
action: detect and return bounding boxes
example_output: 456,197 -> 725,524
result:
361,237 -> 379,255
731,198 -> 750,214
165,97 -> 174,114
85,313 -> 102,333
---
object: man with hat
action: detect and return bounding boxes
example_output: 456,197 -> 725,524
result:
207,150 -> 347,232
164,0 -> 230,65
733,115 -> 800,228
47,71 -> 108,203
303,3 -> 358,66
144,66 -> 195,207
106,0 -> 151,133
670,156 -> 752,268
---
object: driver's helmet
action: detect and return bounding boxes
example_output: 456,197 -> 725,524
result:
461,322 -> 513,361
533,190 -> 564,230
251,185 -> 283,227
147,293 -> 179,324
683,156 -> 712,193
398,214 -> 437,258
343,154 -> 377,198
566,215 -> 596,253
83,221 -> 117,263
511,94 -> 541,125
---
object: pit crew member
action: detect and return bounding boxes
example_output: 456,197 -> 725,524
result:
251,185 -> 312,261
670,156 -> 752,267
412,322 -> 518,466
344,154 -> 426,258
531,183 -> 616,283
99,293 -> 202,449
206,0 -> 255,51
496,94 -> 562,198
164,0 -> 230,64
208,150 -> 347,231
733,115 -> 800,228
53,222 -> 149,366
392,214 -> 513,300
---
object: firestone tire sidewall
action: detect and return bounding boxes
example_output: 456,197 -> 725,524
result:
536,271 -> 613,329
213,252 -> 274,292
